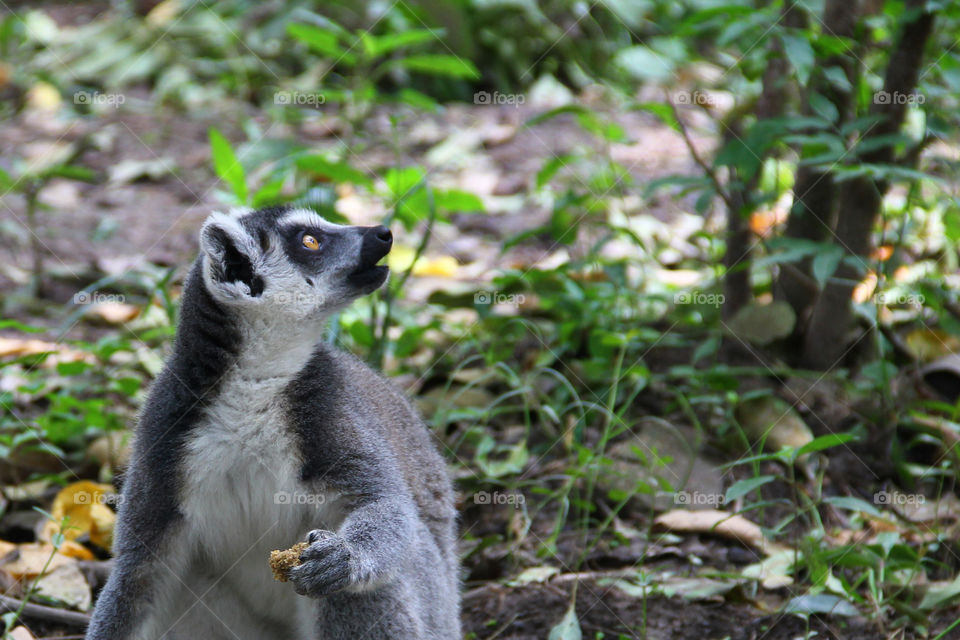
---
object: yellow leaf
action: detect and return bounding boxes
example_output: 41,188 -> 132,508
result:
57,540 -> 94,560
852,271 -> 877,304
871,245 -> 894,262
387,247 -> 459,277
25,81 -> 61,112
145,0 -> 181,27
412,255 -> 458,277
905,328 -> 960,363
750,210 -> 782,238
386,245 -> 416,272
41,481 -> 117,550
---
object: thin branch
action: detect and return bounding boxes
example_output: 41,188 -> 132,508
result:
0,595 -> 91,627
666,96 -> 736,212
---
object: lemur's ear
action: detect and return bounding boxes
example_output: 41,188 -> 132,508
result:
200,216 -> 264,298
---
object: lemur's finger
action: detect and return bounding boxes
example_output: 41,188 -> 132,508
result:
306,528 -> 337,545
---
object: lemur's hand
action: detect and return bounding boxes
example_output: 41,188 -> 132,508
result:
289,529 -> 353,597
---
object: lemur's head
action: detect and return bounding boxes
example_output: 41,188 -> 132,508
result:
199,206 -> 392,319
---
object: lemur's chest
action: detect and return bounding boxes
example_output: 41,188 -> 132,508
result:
178,374 -> 338,562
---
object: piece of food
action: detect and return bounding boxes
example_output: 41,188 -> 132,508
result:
269,542 -> 309,582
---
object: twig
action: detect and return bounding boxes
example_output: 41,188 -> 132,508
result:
482,615 -> 519,640
0,595 -> 90,627
76,559 -> 114,590
666,96 -> 736,213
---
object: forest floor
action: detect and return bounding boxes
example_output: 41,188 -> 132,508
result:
2,72 -> 960,640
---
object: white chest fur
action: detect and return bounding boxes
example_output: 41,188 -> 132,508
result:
181,368 -> 341,550
174,369 -> 337,635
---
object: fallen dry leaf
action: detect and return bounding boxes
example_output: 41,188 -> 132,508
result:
0,543 -> 76,579
0,337 -> 91,368
84,302 -> 141,325
654,508 -> 788,555
8,627 -> 36,640
735,395 -> 813,452
34,562 -> 92,611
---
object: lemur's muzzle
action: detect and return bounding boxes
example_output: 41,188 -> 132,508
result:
348,225 -> 392,290
359,225 -> 393,266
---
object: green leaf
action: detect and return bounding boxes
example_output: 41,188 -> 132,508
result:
536,155 -> 574,188
0,320 -> 45,333
41,165 -> 96,182
809,92 -> 839,123
797,433 -> 855,456
633,102 -> 680,131
716,120 -> 784,181
526,105 -> 590,128
288,23 -> 355,65
434,189 -> 484,212
615,45 -> 674,82
822,65 -> 852,92
811,245 -> 845,287
394,88 -> 438,111
548,603 -> 582,640
0,166 -> 14,190
56,361 -> 92,376
724,475 -> 776,503
780,33 -> 814,85
362,29 -> 439,57
476,439 -> 528,478
384,167 -> 426,199
209,128 -> 247,204
396,54 -> 479,79
348,319 -> 374,347
252,177 -> 286,208
823,496 -> 882,518
296,155 -> 372,187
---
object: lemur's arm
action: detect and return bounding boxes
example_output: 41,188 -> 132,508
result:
288,449 -> 418,597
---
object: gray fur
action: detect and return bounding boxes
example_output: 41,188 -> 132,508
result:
85,206 -> 460,640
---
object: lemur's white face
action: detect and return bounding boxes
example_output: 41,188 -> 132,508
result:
199,207 -> 392,319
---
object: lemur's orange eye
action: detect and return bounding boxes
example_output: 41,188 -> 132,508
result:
302,234 -> 320,250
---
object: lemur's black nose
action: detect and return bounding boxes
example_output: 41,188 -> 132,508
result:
360,225 -> 393,264
373,226 -> 393,244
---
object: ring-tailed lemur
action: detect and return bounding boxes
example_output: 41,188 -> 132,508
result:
85,206 -> 460,640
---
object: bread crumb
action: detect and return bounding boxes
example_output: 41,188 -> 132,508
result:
269,542 -> 309,582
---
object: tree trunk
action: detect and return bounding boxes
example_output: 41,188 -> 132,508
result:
776,0 -> 861,320
722,0 -> 804,320
802,1 -> 935,369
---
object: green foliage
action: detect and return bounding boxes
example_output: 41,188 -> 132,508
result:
3,1 -> 960,636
